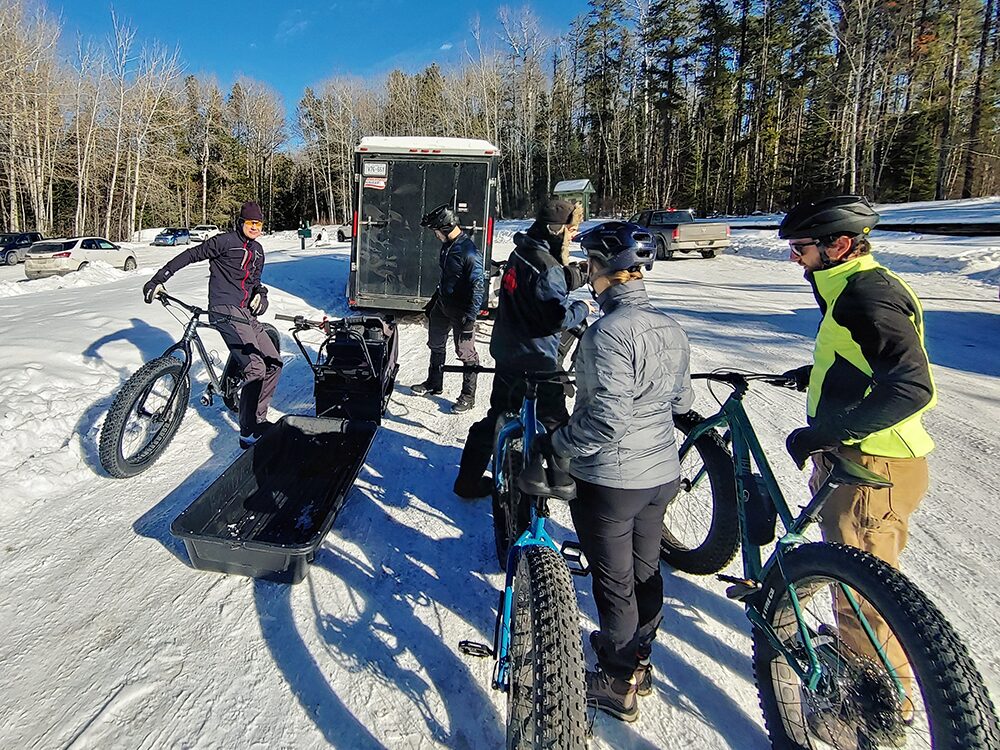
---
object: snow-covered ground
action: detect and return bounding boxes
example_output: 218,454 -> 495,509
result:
725,195 -> 1000,227
1,212 -> 998,749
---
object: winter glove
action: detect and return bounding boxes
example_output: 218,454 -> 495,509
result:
249,286 -> 269,316
423,291 -> 439,319
780,365 -> 812,392
143,279 -> 165,304
459,317 -> 476,342
785,426 -> 841,470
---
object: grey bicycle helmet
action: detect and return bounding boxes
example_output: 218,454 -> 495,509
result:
420,203 -> 458,232
577,221 -> 655,272
778,195 -> 880,240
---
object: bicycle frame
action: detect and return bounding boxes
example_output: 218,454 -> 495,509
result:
679,377 -> 903,695
491,378 -> 562,691
153,296 -> 234,417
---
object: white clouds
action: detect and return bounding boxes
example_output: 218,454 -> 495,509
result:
439,43 -> 453,50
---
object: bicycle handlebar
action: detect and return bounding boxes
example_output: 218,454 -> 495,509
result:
440,365 -> 574,385
156,293 -> 249,325
692,371 -> 798,389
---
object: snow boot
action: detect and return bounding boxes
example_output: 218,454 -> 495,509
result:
454,475 -> 494,499
586,669 -> 638,722
590,631 -> 653,696
411,381 -> 444,396
451,394 -> 476,414
239,420 -> 274,450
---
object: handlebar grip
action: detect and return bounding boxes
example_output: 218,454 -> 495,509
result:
274,313 -> 297,322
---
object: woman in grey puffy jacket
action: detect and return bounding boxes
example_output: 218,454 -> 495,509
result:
545,222 -> 693,722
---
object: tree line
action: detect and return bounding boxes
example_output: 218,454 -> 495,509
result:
2,0 -> 998,239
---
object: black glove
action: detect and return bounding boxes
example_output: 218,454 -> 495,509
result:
249,286 -> 269,316
143,279 -> 165,304
785,426 -> 840,470
533,430 -> 554,457
423,291 -> 439,319
781,365 -> 812,392
459,317 -> 475,341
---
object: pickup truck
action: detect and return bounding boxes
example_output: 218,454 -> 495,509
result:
0,231 -> 44,265
629,209 -> 730,260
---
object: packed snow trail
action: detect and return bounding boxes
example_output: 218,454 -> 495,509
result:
0,225 -> 997,748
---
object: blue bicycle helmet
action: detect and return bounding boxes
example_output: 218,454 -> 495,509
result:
577,221 -> 655,272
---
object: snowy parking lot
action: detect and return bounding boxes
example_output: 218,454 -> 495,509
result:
0,218 -> 998,748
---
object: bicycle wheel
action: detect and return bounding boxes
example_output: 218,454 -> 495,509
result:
660,410 -> 739,574
99,356 -> 190,478
221,322 -> 281,413
753,542 -> 1000,749
492,415 -> 530,568
506,545 -> 587,750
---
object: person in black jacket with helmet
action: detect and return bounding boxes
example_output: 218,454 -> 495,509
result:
452,198 -> 594,499
410,203 -> 486,413
142,201 -> 281,449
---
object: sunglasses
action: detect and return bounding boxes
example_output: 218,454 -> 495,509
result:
244,220 -> 264,230
788,240 -> 820,257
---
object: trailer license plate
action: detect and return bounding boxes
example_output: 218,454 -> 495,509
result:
363,161 -> 388,177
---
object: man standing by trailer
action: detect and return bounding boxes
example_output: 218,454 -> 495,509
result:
409,203 -> 486,414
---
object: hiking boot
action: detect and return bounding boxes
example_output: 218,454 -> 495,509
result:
410,380 -> 443,396
239,420 -> 275,450
454,475 -> 494,500
586,669 -> 638,722
590,631 -> 653,696
451,394 -> 475,413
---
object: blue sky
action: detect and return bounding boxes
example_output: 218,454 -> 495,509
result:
52,0 -> 591,110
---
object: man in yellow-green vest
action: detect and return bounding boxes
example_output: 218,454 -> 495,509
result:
778,195 -> 935,738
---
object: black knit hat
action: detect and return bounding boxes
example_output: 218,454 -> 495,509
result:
536,199 -> 575,225
239,201 -> 264,222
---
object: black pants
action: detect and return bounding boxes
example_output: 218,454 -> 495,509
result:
455,371 -> 569,486
426,301 -> 479,397
570,477 -> 681,681
212,306 -> 282,436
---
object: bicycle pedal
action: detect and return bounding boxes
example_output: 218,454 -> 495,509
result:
458,640 -> 494,658
560,541 -> 591,577
717,574 -> 760,600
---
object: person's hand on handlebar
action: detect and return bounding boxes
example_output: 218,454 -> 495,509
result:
143,279 -> 165,304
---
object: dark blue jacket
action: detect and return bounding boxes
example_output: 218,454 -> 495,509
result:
490,232 -> 589,372
150,230 -> 267,311
437,232 -> 485,322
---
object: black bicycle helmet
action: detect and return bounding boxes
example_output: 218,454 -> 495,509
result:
420,203 -> 458,232
577,221 -> 655,272
778,195 -> 880,240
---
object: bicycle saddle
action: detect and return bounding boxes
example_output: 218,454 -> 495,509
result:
826,453 -> 893,489
516,454 -> 577,501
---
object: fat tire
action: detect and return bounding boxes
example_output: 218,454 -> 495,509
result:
753,542 -> 1000,750
99,356 -> 190,478
660,410 -> 739,574
221,322 -> 281,413
506,545 -> 587,750
492,415 -> 529,568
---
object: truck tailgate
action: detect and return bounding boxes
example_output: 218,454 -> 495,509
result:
676,223 -> 728,242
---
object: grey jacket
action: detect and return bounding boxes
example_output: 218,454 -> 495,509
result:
551,281 -> 693,490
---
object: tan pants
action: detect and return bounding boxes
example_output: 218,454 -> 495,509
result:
809,447 -> 928,704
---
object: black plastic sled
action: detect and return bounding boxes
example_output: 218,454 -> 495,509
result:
170,415 -> 376,584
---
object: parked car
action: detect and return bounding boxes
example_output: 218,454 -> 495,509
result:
152,227 -> 191,246
629,208 -> 731,259
0,232 -> 44,265
336,223 -> 353,242
189,224 -> 219,242
24,237 -> 137,279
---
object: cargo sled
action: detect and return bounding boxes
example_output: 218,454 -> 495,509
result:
170,313 -> 398,584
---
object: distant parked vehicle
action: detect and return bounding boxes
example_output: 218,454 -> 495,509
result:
189,224 -> 219,242
336,223 -> 353,242
0,232 -> 44,265
152,228 -> 191,246
25,237 -> 137,279
630,208 -> 731,260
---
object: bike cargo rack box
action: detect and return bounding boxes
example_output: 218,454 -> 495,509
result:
313,315 -> 399,424
170,415 -> 377,584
